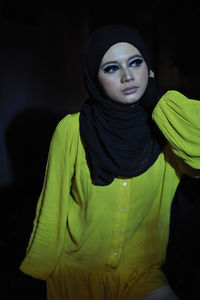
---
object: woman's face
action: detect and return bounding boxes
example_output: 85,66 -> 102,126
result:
98,42 -> 149,105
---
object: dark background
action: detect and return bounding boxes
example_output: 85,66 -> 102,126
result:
0,0 -> 200,299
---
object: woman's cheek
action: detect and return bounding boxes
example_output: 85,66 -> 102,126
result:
140,65 -> 149,85
100,76 -> 118,96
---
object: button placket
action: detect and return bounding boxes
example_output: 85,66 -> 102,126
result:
106,179 -> 130,269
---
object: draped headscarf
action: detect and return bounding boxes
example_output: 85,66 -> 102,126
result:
80,24 -> 165,186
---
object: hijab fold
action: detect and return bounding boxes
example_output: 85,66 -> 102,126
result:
80,25 -> 165,186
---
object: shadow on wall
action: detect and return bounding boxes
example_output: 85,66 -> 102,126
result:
0,107 -> 62,299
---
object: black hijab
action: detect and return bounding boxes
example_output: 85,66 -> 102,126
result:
80,24 -> 164,186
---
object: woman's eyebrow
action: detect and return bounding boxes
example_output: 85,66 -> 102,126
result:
101,54 -> 143,68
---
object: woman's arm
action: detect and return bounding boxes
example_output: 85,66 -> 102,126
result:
19,114 -> 78,280
152,91 -> 200,177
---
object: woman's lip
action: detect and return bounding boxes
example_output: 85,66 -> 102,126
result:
122,87 -> 138,95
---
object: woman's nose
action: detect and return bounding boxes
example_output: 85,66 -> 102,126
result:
121,68 -> 135,83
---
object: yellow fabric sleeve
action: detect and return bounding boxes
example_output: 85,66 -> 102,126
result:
152,90 -> 200,176
19,114 -> 77,280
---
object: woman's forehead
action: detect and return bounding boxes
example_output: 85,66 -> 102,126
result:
101,42 -> 141,64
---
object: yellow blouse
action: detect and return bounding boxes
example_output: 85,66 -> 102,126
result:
19,91 -> 200,300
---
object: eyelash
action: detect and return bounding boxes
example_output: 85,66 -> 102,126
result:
130,58 -> 143,68
103,58 -> 143,74
104,65 -> 119,73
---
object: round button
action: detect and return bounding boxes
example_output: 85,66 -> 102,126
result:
123,182 -> 127,186
114,250 -> 118,255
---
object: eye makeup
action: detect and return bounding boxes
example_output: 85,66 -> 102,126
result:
102,55 -> 144,74
129,57 -> 143,68
103,65 -> 119,74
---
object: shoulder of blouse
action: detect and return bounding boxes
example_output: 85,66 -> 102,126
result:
56,112 -> 80,132
48,112 -> 80,157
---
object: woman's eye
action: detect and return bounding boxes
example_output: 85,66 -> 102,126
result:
130,58 -> 143,68
103,65 -> 119,74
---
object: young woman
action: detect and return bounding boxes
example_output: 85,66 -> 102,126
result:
19,25 -> 200,300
